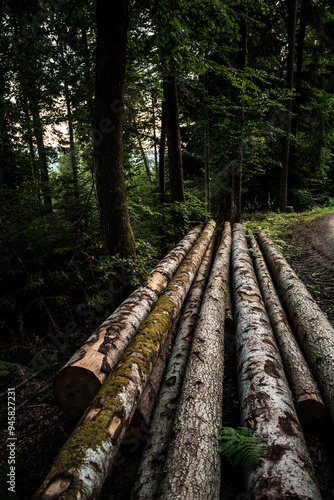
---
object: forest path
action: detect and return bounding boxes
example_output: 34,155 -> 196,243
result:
285,212 -> 334,320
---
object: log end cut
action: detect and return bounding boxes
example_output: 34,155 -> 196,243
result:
296,394 -> 327,430
54,366 -> 102,417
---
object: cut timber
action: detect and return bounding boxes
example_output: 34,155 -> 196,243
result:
248,233 -> 326,429
126,325 -> 174,438
256,227 -> 334,423
53,224 -> 202,417
232,224 -> 321,500
157,222 -> 232,500
32,219 -> 216,500
131,234 -> 215,500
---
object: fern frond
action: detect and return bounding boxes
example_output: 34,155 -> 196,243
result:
217,426 -> 267,471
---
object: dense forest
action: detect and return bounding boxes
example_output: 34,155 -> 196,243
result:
1,0 -> 334,360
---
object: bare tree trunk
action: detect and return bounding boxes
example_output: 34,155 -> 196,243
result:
65,82 -> 79,197
163,75 -> 185,203
230,13 -> 248,224
159,101 -> 166,199
279,0 -> 298,211
157,222 -> 232,500
256,227 -> 334,423
32,107 -> 52,213
33,220 -> 216,500
131,234 -> 215,500
232,224 -> 321,500
94,0 -> 136,258
249,233 -> 326,429
54,225 -> 203,417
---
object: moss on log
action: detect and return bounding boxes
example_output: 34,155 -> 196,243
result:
54,224 -> 202,417
157,222 -> 232,500
32,219 -> 216,500
131,233 -> 215,499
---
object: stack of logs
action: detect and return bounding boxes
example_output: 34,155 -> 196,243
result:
32,220 -> 334,500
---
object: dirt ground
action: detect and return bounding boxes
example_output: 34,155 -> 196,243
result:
1,213 -> 334,499
282,212 -> 334,500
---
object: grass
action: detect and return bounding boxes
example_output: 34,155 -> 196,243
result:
242,205 -> 334,257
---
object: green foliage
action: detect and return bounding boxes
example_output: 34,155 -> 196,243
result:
217,426 -> 267,470
0,360 -> 17,378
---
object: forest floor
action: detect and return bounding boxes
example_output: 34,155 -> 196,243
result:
0,210 -> 334,499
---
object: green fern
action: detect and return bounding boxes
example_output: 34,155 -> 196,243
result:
217,426 -> 267,471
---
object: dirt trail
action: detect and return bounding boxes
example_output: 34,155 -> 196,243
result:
285,212 -> 334,322
284,212 -> 334,500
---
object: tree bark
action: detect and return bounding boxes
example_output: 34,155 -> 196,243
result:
53,224 -> 202,417
256,227 -> 334,423
279,0 -> 298,211
93,0 -> 136,258
159,101 -> 166,199
157,222 -> 231,500
249,233 -> 326,429
163,75 -> 185,203
32,106 -> 53,213
33,219 -> 216,500
65,82 -> 79,197
232,224 -> 321,500
131,234 -> 215,500
230,13 -> 248,224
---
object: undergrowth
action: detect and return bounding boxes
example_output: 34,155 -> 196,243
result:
217,426 -> 267,471
242,205 -> 334,257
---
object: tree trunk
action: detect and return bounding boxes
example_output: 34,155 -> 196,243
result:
232,224 -> 321,499
65,82 -> 79,197
279,0 -> 298,211
163,75 -> 185,203
93,0 -> 136,258
32,107 -> 52,213
289,0 -> 309,175
256,227 -> 334,423
53,225 -> 202,417
157,222 -> 231,500
159,101 -> 166,199
230,13 -> 248,224
163,75 -> 188,242
131,234 -> 215,500
249,233 -> 326,429
33,220 -> 216,500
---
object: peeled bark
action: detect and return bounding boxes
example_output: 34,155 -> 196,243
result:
131,234 -> 215,500
54,225 -> 202,417
249,233 -> 326,429
157,222 -> 231,500
232,224 -> 321,499
256,227 -> 334,423
33,219 -> 216,500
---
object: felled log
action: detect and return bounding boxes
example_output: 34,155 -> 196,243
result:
126,324 -> 174,438
53,224 -> 202,417
32,219 -> 216,500
232,224 -> 321,499
256,227 -> 334,423
248,233 -> 326,429
131,233 -> 215,500
157,222 -> 232,500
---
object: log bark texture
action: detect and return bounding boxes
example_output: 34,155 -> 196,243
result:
232,224 -> 321,500
33,219 -> 216,500
256,227 -> 334,423
131,234 -> 215,500
157,222 -> 232,500
249,233 -> 326,429
53,225 -> 202,417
